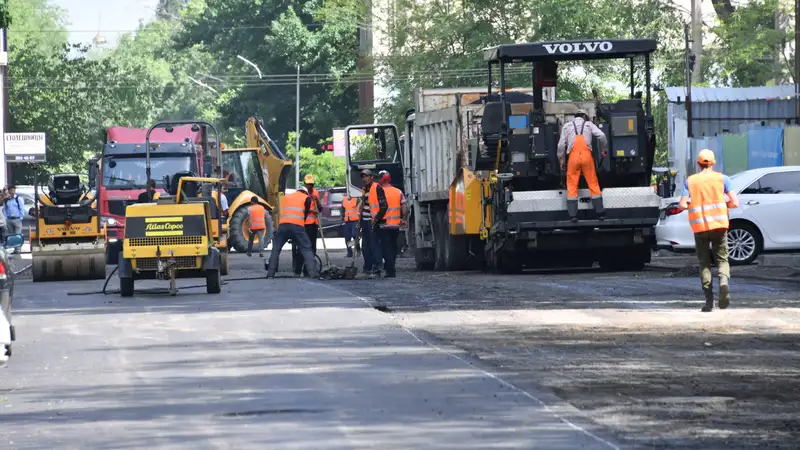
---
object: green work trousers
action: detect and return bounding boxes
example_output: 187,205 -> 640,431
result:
694,229 -> 730,290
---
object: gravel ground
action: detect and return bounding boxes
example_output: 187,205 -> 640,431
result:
306,249 -> 800,449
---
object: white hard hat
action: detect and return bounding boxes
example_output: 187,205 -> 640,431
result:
297,186 -> 308,194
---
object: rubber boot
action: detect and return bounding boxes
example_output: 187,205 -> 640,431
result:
701,287 -> 714,312
719,276 -> 730,309
592,197 -> 606,221
567,199 -> 579,222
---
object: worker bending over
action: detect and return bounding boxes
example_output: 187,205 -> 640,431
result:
372,172 -> 408,278
359,169 -> 382,275
247,196 -> 268,258
267,187 -> 318,278
679,149 -> 739,312
557,109 -> 608,221
341,192 -> 359,258
294,174 -> 323,276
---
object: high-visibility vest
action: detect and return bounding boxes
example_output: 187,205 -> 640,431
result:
382,185 -> 402,228
686,171 -> 729,234
305,189 -> 321,225
280,191 -> 307,226
368,184 -> 382,219
342,196 -> 359,222
361,183 -> 374,220
249,204 -> 267,230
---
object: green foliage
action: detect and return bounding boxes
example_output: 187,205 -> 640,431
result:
284,133 -> 346,188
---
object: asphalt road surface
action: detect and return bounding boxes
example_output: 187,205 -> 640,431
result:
4,248 -> 800,449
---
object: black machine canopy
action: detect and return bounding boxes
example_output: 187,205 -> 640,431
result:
483,38 -> 657,63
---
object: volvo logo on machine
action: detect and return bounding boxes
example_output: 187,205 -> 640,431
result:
543,41 -> 613,55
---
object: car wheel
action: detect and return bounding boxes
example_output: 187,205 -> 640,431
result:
727,222 -> 761,266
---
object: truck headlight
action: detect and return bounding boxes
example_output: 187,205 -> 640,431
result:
101,217 -> 117,227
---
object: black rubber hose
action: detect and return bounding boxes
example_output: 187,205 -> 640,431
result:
67,273 -> 265,296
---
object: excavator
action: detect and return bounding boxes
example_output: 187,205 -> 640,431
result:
221,117 -> 292,252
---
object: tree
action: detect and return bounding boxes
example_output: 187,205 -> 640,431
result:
284,132 -> 346,188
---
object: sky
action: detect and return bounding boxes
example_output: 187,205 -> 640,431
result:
49,0 -> 159,47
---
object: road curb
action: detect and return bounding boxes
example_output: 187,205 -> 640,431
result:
648,263 -> 800,284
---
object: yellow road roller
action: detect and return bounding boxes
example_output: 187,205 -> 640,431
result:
116,120 -> 224,297
31,173 -> 107,282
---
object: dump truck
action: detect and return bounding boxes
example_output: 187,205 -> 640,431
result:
344,38 -> 662,272
221,117 -> 292,253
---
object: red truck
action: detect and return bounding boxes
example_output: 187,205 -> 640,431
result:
89,125 -> 208,264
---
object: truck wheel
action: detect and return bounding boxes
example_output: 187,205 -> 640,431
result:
433,210 -> 447,270
414,248 -> 435,270
120,278 -> 134,297
206,269 -> 222,294
228,207 -> 274,253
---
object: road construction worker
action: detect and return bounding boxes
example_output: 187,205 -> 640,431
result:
679,149 -> 739,312
341,192 -> 359,258
359,169 -> 383,275
267,186 -> 319,278
136,179 -> 158,203
247,196 -> 268,258
293,174 -> 323,275
557,109 -> 608,221
372,171 -> 408,278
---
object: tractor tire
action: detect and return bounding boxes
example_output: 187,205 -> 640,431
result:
228,207 -> 274,253
206,269 -> 221,294
120,278 -> 134,297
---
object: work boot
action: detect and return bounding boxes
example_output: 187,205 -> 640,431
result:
701,287 -> 714,312
592,197 -> 606,221
567,199 -> 579,222
719,277 -> 730,309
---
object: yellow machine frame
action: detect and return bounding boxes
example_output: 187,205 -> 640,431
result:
31,175 -> 108,282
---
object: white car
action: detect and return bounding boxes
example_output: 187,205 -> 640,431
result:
656,166 -> 800,265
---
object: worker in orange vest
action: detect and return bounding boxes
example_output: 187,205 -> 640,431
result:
359,169 -> 382,275
679,149 -> 739,312
341,192 -> 360,257
371,171 -> 408,278
557,110 -> 608,221
247,196 -> 268,258
294,174 -> 323,276
267,187 -> 318,278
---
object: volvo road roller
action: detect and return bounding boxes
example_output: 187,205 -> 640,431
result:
116,120 -> 224,297
31,173 -> 107,282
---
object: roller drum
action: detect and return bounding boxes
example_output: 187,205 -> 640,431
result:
31,252 -> 106,281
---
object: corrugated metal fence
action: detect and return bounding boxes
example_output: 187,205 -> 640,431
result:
685,124 -> 800,176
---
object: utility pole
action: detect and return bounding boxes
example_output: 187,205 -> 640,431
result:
295,64 -> 301,189
690,0 -> 703,84
795,0 -> 799,123
0,28 -> 7,186
684,24 -> 695,138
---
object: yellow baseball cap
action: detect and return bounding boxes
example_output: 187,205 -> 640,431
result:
303,174 -> 315,184
697,149 -> 716,165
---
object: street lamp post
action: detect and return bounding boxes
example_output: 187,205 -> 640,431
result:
295,64 -> 300,189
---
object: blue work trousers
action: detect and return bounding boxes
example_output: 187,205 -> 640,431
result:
360,219 -> 382,272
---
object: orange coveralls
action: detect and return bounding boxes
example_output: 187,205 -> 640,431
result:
566,121 -> 602,200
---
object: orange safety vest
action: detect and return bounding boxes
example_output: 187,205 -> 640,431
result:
368,184 -> 382,219
279,191 -> 307,226
382,185 -> 403,228
249,204 -> 267,230
342,196 -> 359,222
305,189 -> 321,225
686,171 -> 729,234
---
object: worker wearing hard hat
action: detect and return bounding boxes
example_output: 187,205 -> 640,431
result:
557,109 -> 608,221
247,196 -> 268,258
293,174 -> 323,276
359,169 -> 383,276
371,171 -> 408,278
267,186 -> 319,278
679,149 -> 739,312
341,192 -> 359,258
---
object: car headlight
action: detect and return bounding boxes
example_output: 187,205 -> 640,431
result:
101,216 -> 118,227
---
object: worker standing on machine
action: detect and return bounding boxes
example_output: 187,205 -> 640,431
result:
372,172 -> 408,278
360,169 -> 384,276
294,174 -> 323,276
679,149 -> 739,312
137,179 -> 158,203
247,196 -> 267,258
341,192 -> 359,258
557,109 -> 608,222
267,187 -> 319,279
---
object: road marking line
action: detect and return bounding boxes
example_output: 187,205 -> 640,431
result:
304,280 -> 623,450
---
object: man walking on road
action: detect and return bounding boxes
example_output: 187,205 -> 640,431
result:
557,110 -> 608,221
679,149 -> 739,312
4,186 -> 24,252
341,192 -> 359,258
372,172 -> 408,278
247,196 -> 268,258
267,187 -> 318,279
